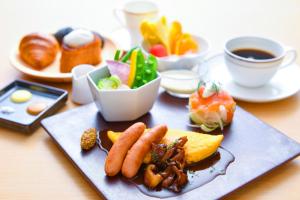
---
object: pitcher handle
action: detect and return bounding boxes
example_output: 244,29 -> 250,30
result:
113,8 -> 126,26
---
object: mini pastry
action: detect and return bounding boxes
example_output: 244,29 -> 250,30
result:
54,27 -> 74,45
53,27 -> 105,48
19,33 -> 59,69
60,29 -> 102,73
26,102 -> 48,115
10,90 -> 32,103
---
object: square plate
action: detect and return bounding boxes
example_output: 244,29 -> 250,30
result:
0,80 -> 68,133
41,92 -> 300,200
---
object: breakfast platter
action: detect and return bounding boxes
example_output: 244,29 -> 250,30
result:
41,91 -> 300,200
2,0 -> 300,199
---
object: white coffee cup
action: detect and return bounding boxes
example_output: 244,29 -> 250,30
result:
114,0 -> 159,47
222,36 -> 297,88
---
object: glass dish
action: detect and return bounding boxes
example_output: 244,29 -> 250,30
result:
160,63 -> 209,98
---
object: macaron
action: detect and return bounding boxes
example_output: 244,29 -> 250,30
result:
10,90 -> 32,103
27,102 -> 48,115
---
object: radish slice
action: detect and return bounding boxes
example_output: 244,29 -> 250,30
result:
106,60 -> 130,85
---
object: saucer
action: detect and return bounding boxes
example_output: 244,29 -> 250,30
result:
208,56 -> 300,103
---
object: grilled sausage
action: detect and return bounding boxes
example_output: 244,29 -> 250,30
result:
105,122 -> 146,176
121,124 -> 168,178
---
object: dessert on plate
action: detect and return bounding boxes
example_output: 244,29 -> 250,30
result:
60,29 -> 102,73
17,27 -> 105,74
19,33 -> 59,69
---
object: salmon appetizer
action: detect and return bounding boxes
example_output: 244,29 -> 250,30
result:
189,81 -> 236,132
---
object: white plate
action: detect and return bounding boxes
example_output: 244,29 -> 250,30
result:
207,56 -> 300,103
10,36 -> 117,82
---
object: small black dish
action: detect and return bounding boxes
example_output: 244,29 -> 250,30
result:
0,80 -> 68,133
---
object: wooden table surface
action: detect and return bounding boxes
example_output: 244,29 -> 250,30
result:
0,0 -> 300,199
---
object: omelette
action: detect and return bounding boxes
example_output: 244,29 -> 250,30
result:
107,129 -> 223,164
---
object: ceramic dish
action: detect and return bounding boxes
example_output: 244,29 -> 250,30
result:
87,66 -> 161,121
9,36 -> 117,82
41,92 -> 300,200
141,35 -> 209,71
0,80 -> 67,133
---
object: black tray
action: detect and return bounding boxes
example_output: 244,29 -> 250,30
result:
0,80 -> 68,133
41,92 -> 300,200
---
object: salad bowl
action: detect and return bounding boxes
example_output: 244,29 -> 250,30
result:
87,66 -> 161,121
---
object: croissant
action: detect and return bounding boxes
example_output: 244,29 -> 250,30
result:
19,33 -> 59,69
60,33 -> 102,73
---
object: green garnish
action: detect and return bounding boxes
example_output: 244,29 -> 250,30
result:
114,50 -> 121,61
197,80 -> 205,91
211,82 -> 220,93
167,138 -> 179,150
151,151 -> 160,163
121,46 -> 138,63
202,81 -> 221,98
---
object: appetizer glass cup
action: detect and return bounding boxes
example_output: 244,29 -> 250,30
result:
87,66 -> 161,121
160,62 -> 209,98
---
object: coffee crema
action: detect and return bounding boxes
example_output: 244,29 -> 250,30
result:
232,48 -> 275,60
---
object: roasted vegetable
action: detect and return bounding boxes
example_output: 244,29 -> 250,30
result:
144,137 -> 188,192
144,164 -> 163,188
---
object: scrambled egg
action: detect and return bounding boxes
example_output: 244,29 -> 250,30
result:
107,129 -> 223,164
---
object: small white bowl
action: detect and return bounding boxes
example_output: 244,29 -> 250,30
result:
87,66 -> 161,121
141,35 -> 209,71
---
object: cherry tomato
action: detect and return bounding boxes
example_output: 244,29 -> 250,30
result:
149,44 -> 168,57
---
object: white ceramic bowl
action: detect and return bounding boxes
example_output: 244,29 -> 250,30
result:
87,66 -> 161,121
141,35 -> 209,71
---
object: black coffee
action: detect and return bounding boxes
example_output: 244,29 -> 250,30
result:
232,48 -> 275,60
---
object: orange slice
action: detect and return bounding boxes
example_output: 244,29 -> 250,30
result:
169,21 -> 182,54
175,33 -> 198,55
